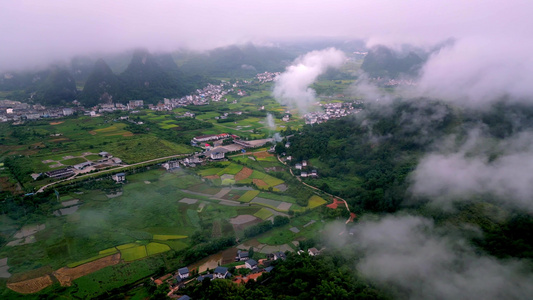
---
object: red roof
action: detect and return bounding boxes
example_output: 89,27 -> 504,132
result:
234,272 -> 264,284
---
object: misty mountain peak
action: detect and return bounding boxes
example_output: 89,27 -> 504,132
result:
362,45 -> 424,78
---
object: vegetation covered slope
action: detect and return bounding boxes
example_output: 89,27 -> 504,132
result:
79,59 -> 121,106
361,45 -> 424,78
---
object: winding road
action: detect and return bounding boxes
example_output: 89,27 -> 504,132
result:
277,155 -> 354,223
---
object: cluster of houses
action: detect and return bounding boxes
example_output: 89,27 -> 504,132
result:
191,133 -> 231,145
255,71 -> 281,84
152,82 -> 237,111
0,100 -> 78,123
304,101 -> 361,125
43,151 -> 123,179
155,247 -> 324,298
214,111 -> 243,121
294,160 -> 318,178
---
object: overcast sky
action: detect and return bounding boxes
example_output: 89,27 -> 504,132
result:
1,0 -> 532,71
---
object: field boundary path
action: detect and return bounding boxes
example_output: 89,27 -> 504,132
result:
37,153 -> 192,193
277,155 -> 353,223
181,188 -> 289,217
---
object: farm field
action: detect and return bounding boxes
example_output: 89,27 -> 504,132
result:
1,157 -> 326,297
0,82 -> 323,298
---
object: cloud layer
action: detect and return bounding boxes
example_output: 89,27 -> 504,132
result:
350,215 -> 533,300
273,48 -> 345,113
410,129 -> 533,212
416,38 -> 533,106
2,1 -> 532,71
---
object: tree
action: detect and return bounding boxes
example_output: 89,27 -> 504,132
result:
273,215 -> 290,227
248,246 -> 255,259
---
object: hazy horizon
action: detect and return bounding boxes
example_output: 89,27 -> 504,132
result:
2,0 -> 532,71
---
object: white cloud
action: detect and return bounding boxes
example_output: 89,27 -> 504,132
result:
273,48 -> 345,113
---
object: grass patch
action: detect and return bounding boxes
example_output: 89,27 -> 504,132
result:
187,209 -> 201,227
61,157 -> 87,166
116,243 -> 139,250
217,163 -> 243,176
146,242 -> 171,256
158,240 -> 189,251
253,208 -> 273,220
66,253 -> 113,268
153,234 -> 188,240
257,192 -> 297,204
307,195 -> 327,209
237,190 -> 260,203
198,168 -> 225,176
120,245 -> 148,262
99,247 -> 119,255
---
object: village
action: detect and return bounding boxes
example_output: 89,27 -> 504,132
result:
0,72 -> 282,122
154,247 -> 321,299
303,101 -> 362,124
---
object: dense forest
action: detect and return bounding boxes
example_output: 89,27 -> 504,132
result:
279,99 -> 533,263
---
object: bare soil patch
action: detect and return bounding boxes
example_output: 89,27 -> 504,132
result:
49,121 -> 63,125
0,177 -> 17,193
179,198 -> 198,204
53,253 -> 121,286
7,274 -> 53,294
14,224 -> 46,239
88,130 -> 97,135
252,179 -> 268,186
232,216 -> 262,232
277,202 -> 292,211
235,167 -> 253,181
51,138 -> 70,143
221,247 -> 238,265
204,175 -> 220,179
254,151 -> 273,159
230,214 -> 258,225
122,132 -> 134,137
265,166 -> 285,172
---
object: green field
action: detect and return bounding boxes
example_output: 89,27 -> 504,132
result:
217,163 -> 244,176
67,253 -> 114,268
153,234 -> 188,240
254,208 -> 274,220
237,190 -> 260,202
307,195 -> 327,209
146,242 -> 171,256
0,79 -> 329,299
120,245 -> 148,261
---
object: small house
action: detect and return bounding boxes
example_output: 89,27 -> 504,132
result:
112,172 -> 126,183
295,163 -> 302,170
308,248 -> 320,256
99,151 -> 110,158
282,115 -> 290,122
177,267 -> 189,280
210,152 -> 225,160
235,251 -> 249,261
273,251 -> 286,261
301,171 -> 308,178
214,266 -> 229,279
73,162 -> 93,170
264,266 -> 274,273
311,170 -> 318,178
302,160 -> 307,167
245,259 -> 258,270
